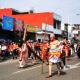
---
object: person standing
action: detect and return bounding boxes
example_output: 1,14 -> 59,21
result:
40,41 -> 48,61
59,42 -> 66,69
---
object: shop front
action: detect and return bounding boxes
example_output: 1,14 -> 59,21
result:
26,25 -> 41,41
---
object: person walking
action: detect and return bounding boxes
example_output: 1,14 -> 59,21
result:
47,34 -> 61,78
76,42 -> 80,59
19,41 -> 28,68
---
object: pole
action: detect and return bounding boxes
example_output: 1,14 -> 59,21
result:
23,24 -> 27,41
41,18 -> 48,74
41,52 -> 44,74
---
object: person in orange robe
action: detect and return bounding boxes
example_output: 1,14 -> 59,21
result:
64,43 -> 69,57
40,41 -> 48,61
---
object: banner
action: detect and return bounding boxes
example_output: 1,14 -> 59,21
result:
26,25 -> 37,32
42,23 -> 46,30
14,19 -> 24,31
42,23 -> 54,32
2,16 -> 14,31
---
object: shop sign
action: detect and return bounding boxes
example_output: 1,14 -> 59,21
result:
26,25 -> 41,32
26,25 -> 36,32
42,23 -> 54,32
2,16 -> 14,31
14,19 -> 24,31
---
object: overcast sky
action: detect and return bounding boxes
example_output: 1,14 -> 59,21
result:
0,0 -> 80,24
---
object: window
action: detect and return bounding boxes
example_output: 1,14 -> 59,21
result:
54,19 -> 56,28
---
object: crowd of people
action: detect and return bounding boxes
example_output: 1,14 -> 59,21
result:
0,35 -> 80,77
0,40 -> 19,60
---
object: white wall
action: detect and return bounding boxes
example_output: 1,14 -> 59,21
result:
36,34 -> 49,42
61,23 -> 64,30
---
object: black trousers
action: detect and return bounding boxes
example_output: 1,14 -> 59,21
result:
61,57 -> 66,66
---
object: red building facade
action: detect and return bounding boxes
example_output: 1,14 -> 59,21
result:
0,8 -> 62,41
0,8 -> 54,28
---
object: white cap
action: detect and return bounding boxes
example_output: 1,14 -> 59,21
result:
50,33 -> 55,38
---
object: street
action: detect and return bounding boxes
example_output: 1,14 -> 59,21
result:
0,0 -> 80,80
0,56 -> 80,80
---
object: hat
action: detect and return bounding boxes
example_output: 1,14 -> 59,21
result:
50,33 -> 55,38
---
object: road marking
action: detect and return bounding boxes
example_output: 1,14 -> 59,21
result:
12,65 -> 42,75
12,62 -> 80,75
63,62 -> 80,71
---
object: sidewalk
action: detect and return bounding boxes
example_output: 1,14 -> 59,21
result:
0,58 -> 18,65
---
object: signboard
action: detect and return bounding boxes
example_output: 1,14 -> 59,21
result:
2,16 -> 14,31
42,23 -> 46,30
42,23 -> 54,32
14,19 -> 24,31
26,25 -> 41,32
26,25 -> 36,32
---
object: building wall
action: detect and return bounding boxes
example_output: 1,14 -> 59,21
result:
0,8 -> 62,40
0,8 -> 12,18
0,8 -> 54,28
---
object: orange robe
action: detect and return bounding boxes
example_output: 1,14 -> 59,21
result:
40,43 -> 48,60
65,45 -> 69,57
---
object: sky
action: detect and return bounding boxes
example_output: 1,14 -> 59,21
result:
0,0 -> 80,24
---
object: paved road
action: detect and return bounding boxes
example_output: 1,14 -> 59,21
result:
0,56 -> 80,80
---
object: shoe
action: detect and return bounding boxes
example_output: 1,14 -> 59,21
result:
19,65 -> 24,68
63,66 -> 66,69
46,75 -> 52,78
60,66 -> 63,70
18,66 -> 23,69
58,71 -> 60,76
